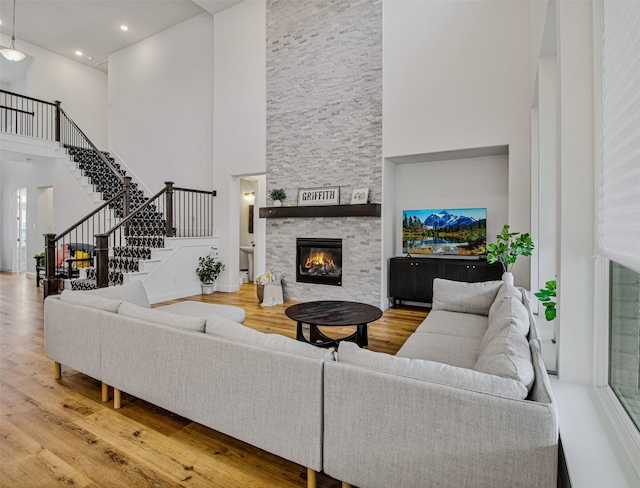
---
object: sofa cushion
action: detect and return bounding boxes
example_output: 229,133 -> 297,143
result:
474,326 -> 534,390
481,296 -> 530,352
431,279 -> 502,316
84,280 -> 150,308
60,289 -> 122,313
118,301 -> 206,332
205,314 -> 334,361
487,283 -> 522,320
156,301 -> 245,324
338,342 -> 528,400
528,340 -> 555,405
415,310 -> 489,340
396,332 -> 481,369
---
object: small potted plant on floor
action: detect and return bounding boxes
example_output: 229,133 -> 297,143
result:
269,188 -> 286,207
535,279 -> 557,321
196,247 -> 225,294
486,224 -> 535,285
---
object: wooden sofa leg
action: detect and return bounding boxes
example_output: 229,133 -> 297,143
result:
306,468 -> 317,488
342,483 -> 352,488
114,388 -> 122,409
101,382 -> 109,402
54,362 -> 61,380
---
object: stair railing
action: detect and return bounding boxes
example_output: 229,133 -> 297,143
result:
95,182 -> 217,288
0,89 -> 58,140
43,178 -> 131,297
58,107 -> 125,187
1,90 -> 126,197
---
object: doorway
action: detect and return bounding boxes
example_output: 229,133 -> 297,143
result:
12,188 -> 27,273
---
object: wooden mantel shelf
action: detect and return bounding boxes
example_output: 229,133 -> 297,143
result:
259,203 -> 381,218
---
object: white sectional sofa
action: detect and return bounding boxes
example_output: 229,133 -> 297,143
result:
44,279 -> 557,488
323,279 -> 558,488
44,281 -> 332,487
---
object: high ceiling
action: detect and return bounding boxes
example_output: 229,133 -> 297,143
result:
0,0 -> 242,73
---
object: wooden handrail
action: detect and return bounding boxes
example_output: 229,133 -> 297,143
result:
53,189 -> 126,242
0,89 -> 58,107
59,107 -> 124,183
172,186 -> 217,196
104,187 -> 167,235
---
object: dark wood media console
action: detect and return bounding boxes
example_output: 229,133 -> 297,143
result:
389,257 -> 502,307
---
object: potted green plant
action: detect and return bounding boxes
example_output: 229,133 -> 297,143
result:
535,279 -> 557,321
196,247 -> 225,294
269,188 -> 286,207
486,224 -> 535,284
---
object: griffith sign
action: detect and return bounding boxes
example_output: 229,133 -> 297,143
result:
297,187 -> 340,206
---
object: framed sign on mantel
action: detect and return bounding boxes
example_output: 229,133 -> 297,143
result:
297,186 -> 340,206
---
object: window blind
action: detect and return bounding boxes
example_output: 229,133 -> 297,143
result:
599,0 -> 640,273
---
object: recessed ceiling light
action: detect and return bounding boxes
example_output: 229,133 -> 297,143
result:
75,51 -> 83,56
88,56 -> 92,60
120,25 -> 129,31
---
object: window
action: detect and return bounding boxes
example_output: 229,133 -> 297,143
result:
609,261 -> 640,432
596,0 -> 640,446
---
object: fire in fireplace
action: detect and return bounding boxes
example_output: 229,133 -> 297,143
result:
296,238 -> 342,286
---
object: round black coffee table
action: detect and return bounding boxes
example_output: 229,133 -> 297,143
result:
285,300 -> 383,348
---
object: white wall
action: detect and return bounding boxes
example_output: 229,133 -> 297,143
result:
555,0 -> 595,385
213,0 -> 266,292
108,13 -> 214,194
383,0 -> 533,286
0,157 -> 100,272
0,33 -> 108,149
392,155 -> 509,257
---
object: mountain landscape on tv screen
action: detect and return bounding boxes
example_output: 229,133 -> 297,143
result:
402,209 -> 487,256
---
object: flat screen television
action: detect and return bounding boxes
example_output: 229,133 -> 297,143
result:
402,207 -> 487,258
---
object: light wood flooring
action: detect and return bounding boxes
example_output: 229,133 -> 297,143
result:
0,272 -> 427,487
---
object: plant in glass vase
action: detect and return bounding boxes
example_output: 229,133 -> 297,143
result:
486,224 -> 535,284
196,247 -> 225,294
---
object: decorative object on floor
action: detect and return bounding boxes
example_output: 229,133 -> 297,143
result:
196,247 -> 225,294
255,269 -> 284,307
269,188 -> 286,207
0,0 -> 26,62
297,186 -> 339,206
350,187 -> 369,204
535,279 -> 557,321
486,224 -> 535,283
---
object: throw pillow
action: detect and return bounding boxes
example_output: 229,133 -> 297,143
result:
481,295 -> 530,352
487,283 -> 522,319
56,244 -> 70,267
75,250 -> 90,268
118,302 -> 206,333
85,281 -> 150,308
60,289 -> 122,313
337,342 -> 528,400
205,314 -> 334,361
431,278 -> 503,316
474,326 -> 535,390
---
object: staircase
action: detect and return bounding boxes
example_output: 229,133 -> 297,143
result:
62,146 -> 169,291
1,89 -> 217,299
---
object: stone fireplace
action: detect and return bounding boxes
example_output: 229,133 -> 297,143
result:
266,0 -> 382,305
296,238 -> 342,286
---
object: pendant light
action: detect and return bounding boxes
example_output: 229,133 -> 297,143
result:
1,0 -> 26,62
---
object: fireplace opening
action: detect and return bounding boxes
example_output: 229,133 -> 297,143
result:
296,238 -> 342,286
